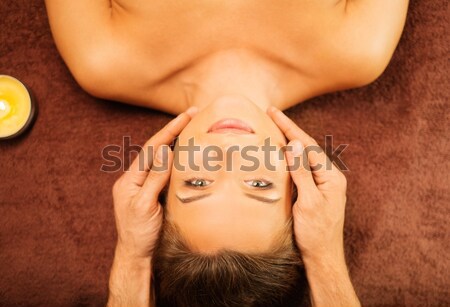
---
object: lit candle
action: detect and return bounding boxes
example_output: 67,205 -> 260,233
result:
0,75 -> 36,139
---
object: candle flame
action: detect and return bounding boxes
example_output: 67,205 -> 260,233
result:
0,99 -> 11,119
0,100 -> 7,110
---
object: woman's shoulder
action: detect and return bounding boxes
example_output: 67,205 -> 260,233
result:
280,0 -> 409,107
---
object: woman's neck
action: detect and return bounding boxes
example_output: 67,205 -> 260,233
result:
180,49 -> 285,112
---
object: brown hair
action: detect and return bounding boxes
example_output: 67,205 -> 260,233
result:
152,218 -> 308,307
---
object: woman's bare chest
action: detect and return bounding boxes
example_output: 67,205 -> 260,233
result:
111,0 -> 343,71
104,0 -> 361,112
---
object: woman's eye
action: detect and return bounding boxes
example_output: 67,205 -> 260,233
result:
185,178 -> 212,188
245,180 -> 273,189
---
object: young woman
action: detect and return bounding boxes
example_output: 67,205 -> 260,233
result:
45,1 -> 409,306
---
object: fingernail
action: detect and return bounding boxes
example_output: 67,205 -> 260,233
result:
291,140 -> 303,156
185,106 -> 198,117
267,106 -> 277,113
155,145 -> 165,165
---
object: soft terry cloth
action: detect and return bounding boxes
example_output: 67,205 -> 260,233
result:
0,1 -> 448,306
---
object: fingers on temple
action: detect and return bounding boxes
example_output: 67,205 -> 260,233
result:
268,107 -> 338,180
149,107 -> 197,148
267,107 -> 317,146
285,140 -> 318,193
125,108 -> 196,185
134,145 -> 173,212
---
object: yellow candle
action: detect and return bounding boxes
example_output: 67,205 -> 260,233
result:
0,75 -> 35,139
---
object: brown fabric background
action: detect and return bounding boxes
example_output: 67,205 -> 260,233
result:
0,1 -> 448,306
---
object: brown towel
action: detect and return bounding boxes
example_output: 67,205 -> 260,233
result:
0,1 -> 448,306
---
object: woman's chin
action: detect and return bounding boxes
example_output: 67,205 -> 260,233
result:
186,95 -> 271,134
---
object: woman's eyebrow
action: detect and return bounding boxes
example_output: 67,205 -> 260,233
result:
176,193 -> 212,203
175,193 -> 280,204
245,193 -> 281,204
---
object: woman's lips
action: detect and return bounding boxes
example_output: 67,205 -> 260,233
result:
207,118 -> 254,134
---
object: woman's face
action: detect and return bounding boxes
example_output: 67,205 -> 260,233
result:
166,95 -> 292,253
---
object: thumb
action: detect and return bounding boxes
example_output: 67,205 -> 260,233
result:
134,145 -> 172,215
285,140 -> 317,194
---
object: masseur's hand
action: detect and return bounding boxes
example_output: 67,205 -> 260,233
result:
268,107 -> 360,307
112,107 -> 197,259
108,108 -> 197,307
268,107 -> 346,260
